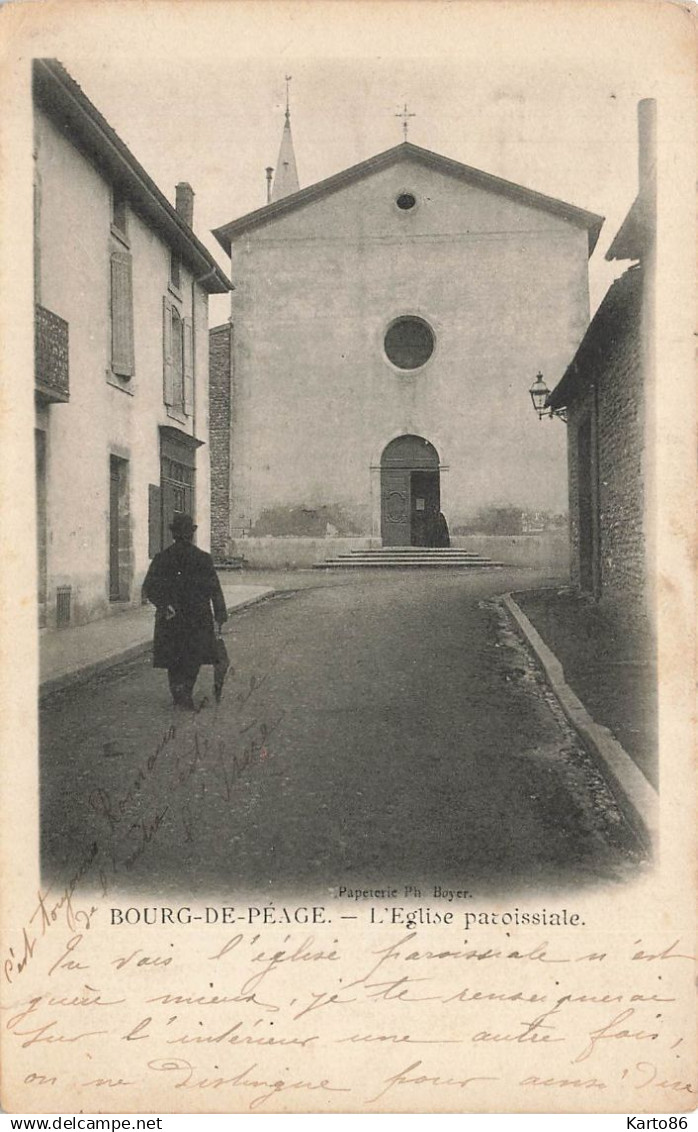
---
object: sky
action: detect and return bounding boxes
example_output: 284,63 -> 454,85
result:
3,0 -> 687,523
56,33 -> 652,328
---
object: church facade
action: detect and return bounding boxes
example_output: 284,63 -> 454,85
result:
211,136 -> 602,565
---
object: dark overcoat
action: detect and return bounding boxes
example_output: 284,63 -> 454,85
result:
425,510 -> 451,548
434,511 -> 451,548
142,541 -> 228,669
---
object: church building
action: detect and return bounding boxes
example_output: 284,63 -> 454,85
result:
210,102 -> 603,567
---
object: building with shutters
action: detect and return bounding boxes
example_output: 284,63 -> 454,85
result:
210,108 -> 603,568
33,59 -> 231,628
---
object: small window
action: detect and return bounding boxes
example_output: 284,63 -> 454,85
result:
170,251 -> 181,290
384,316 -> 435,370
112,188 -> 128,234
396,192 -> 416,211
172,484 -> 186,513
163,298 -> 194,418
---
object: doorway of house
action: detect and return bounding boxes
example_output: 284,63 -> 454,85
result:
109,454 -> 130,602
160,456 -> 194,544
380,435 -> 440,547
35,429 -> 48,627
150,426 -> 201,555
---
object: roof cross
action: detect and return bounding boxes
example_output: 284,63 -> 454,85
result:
284,74 -> 292,120
395,102 -> 416,140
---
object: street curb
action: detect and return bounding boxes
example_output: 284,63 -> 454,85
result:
39,589 -> 274,700
501,592 -> 658,852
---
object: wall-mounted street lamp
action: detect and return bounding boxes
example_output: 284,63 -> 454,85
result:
528,372 -> 567,422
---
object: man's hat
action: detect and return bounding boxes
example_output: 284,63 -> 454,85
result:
170,513 -> 197,537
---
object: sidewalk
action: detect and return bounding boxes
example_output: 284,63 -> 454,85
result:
40,579 -> 274,696
511,586 -> 657,788
505,585 -> 658,851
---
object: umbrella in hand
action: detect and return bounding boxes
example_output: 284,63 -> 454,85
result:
213,632 -> 230,703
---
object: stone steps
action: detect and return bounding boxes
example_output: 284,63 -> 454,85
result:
349,548 -> 484,556
313,547 -> 504,569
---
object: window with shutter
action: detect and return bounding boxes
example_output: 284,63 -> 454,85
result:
110,250 -> 135,378
171,307 -> 184,412
112,188 -> 128,237
170,251 -> 181,290
183,316 -> 194,416
162,296 -> 174,406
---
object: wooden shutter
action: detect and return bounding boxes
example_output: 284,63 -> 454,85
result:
162,296 -> 174,406
183,316 -> 194,417
148,483 -> 162,558
110,250 -> 134,377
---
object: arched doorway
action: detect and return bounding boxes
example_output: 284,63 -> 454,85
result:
380,435 -> 440,546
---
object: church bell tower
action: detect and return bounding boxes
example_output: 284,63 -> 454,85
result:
271,76 -> 300,202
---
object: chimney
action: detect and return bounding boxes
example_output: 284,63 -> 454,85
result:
265,166 -> 274,204
175,182 -> 195,228
637,98 -> 656,201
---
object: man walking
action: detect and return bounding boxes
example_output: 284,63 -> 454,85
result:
143,513 -> 228,709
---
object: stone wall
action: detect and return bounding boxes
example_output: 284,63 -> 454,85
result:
596,327 -> 645,598
452,532 -> 569,572
226,531 -> 568,571
566,275 -> 645,600
566,387 -> 591,591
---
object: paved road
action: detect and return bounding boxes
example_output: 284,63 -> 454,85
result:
40,570 -> 641,897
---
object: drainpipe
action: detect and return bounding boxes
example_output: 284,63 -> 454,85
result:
190,275 -> 198,446
191,267 -> 225,545
191,266 -> 225,445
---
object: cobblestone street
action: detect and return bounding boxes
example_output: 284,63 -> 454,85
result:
40,570 -> 643,898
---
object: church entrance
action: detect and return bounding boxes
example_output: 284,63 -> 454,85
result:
380,435 -> 440,547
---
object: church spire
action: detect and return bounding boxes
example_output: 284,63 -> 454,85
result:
271,76 -> 300,202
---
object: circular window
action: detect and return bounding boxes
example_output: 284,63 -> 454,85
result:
396,192 -> 416,211
384,316 -> 435,370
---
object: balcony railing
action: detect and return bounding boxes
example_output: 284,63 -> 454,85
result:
35,304 -> 69,402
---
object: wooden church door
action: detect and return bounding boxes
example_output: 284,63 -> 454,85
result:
410,470 -> 440,546
380,468 -> 411,546
380,435 -> 441,547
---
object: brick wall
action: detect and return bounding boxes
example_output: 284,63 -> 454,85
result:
209,322 -> 232,559
566,271 -> 645,601
566,401 -> 589,590
597,323 -> 645,598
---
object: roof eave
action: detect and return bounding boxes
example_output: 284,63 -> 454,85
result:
606,194 -> 653,262
213,146 -> 406,253
546,373 -> 577,412
547,266 -> 643,410
34,60 -> 232,294
213,141 -> 604,256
